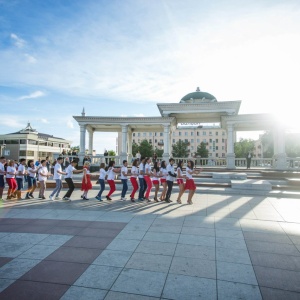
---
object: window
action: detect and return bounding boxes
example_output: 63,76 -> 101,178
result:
216,153 -> 219,157
216,139 -> 218,143
173,139 -> 175,143
222,138 -> 225,143
185,132 -> 188,136
19,150 -> 26,156
216,146 -> 219,150
143,133 -> 146,137
209,139 -> 212,143
6,140 -> 19,144
160,132 -> 163,136
191,131 -> 194,136
216,131 -> 219,136
197,132 -> 199,136
203,131 -> 206,136
155,139 -> 157,143
222,131 -> 225,136
20,139 -> 27,144
203,139 -> 206,143
149,132 -> 152,137
185,139 -> 188,143
209,132 -> 212,136
209,146 -> 212,150
133,133 -> 135,137
149,139 -> 152,143
191,139 -> 194,143
197,139 -> 200,143
222,146 -> 225,150
222,153 -> 225,157
133,139 -> 135,143
179,132 -> 182,136
191,146 -> 194,150
138,133 -> 140,137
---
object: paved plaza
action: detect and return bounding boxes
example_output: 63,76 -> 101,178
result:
0,186 -> 300,300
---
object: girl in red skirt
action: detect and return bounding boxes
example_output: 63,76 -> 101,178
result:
6,160 -> 17,200
176,160 -> 185,204
130,159 -> 139,202
81,161 -> 92,200
152,161 -> 161,202
185,160 -> 202,205
106,160 -> 121,200
159,160 -> 168,201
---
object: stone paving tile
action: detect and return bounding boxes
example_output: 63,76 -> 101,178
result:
143,232 -> 180,243
77,227 -> 121,238
216,237 -> 247,250
0,232 -> 49,244
38,234 -> 73,246
125,252 -> 172,273
254,265 -> 300,293
289,235 -> 300,245
45,226 -> 83,235
175,244 -> 215,261
74,265 -> 122,290
148,224 -> 182,234
0,243 -> 35,258
0,218 -> 31,225
28,218 -> 61,226
93,250 -> 133,267
20,260 -> 89,285
56,219 -> 92,228
217,280 -> 262,300
45,246 -> 102,264
0,257 -> 13,268
217,261 -> 258,285
87,221 -> 127,230
216,247 -> 252,265
18,244 -> 61,260
116,229 -> 146,240
178,234 -> 215,247
260,287 -> 300,300
243,231 -> 293,244
245,240 -> 300,256
249,251 -> 300,271
170,256 -> 216,279
162,273 -> 217,300
105,291 -> 160,300
0,224 -> 23,232
111,268 -> 167,298
0,279 -> 15,293
61,286 -> 108,300
0,280 -> 70,300
107,238 -> 140,252
0,258 -> 41,279
215,229 -> 244,239
135,240 -> 177,256
64,236 -> 113,249
181,226 -> 215,236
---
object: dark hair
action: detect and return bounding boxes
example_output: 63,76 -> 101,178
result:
123,160 -> 127,164
188,160 -> 194,170
19,158 -> 26,163
99,162 -> 105,169
132,159 -> 138,167
27,160 -> 34,167
161,160 -> 166,169
169,158 -> 174,162
153,161 -> 160,173
41,159 -> 46,164
108,160 -> 115,167
0,156 -> 5,159
177,160 -> 183,171
71,160 -> 78,164
57,157 -> 63,161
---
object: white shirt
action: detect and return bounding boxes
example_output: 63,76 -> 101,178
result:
16,164 -> 25,179
152,169 -> 159,181
166,163 -> 175,182
99,168 -> 107,180
38,166 -> 48,182
138,163 -> 144,178
65,165 -> 76,179
107,167 -> 116,180
144,163 -> 151,176
131,166 -> 138,178
177,168 -> 184,178
160,167 -> 167,179
136,153 -> 141,159
28,166 -> 37,178
0,162 -> 5,175
120,166 -> 128,180
185,167 -> 193,179
6,166 -> 16,178
53,163 -> 62,180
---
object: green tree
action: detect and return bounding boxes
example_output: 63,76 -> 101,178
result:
196,142 -> 209,158
138,139 -> 153,157
108,150 -> 116,156
286,133 -> 300,157
154,147 -> 163,158
261,131 -> 274,157
172,140 -> 189,158
71,145 -> 80,152
132,142 -> 139,157
234,138 -> 255,158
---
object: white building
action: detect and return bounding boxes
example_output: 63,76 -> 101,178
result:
0,123 -> 71,161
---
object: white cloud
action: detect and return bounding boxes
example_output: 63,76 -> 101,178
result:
19,91 -> 45,100
133,113 -> 145,117
24,53 -> 37,63
40,118 -> 49,123
10,33 -> 25,48
0,115 -> 24,128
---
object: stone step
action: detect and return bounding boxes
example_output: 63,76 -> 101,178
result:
231,179 -> 272,191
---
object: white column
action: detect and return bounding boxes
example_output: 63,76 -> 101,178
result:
274,126 -> 287,170
88,129 -> 94,155
226,123 -> 236,169
163,124 -> 170,161
79,124 -> 86,155
120,124 -> 128,162
127,129 -> 133,163
79,124 -> 86,166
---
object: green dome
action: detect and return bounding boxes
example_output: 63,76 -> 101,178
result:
180,87 -> 217,103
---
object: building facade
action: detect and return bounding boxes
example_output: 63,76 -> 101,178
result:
118,124 -> 228,158
0,123 -> 71,161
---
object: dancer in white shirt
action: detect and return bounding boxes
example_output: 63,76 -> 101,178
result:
96,162 -> 107,201
184,160 -> 201,205
129,159 -> 139,202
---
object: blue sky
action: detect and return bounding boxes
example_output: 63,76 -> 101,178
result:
0,0 -> 299,153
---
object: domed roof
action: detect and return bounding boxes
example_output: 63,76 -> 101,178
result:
180,87 -> 217,103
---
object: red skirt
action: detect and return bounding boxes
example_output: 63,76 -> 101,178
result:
81,175 -> 92,191
185,179 -> 196,190
152,180 -> 159,185
177,179 -> 184,185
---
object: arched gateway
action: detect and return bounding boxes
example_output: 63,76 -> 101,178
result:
73,88 -> 287,170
